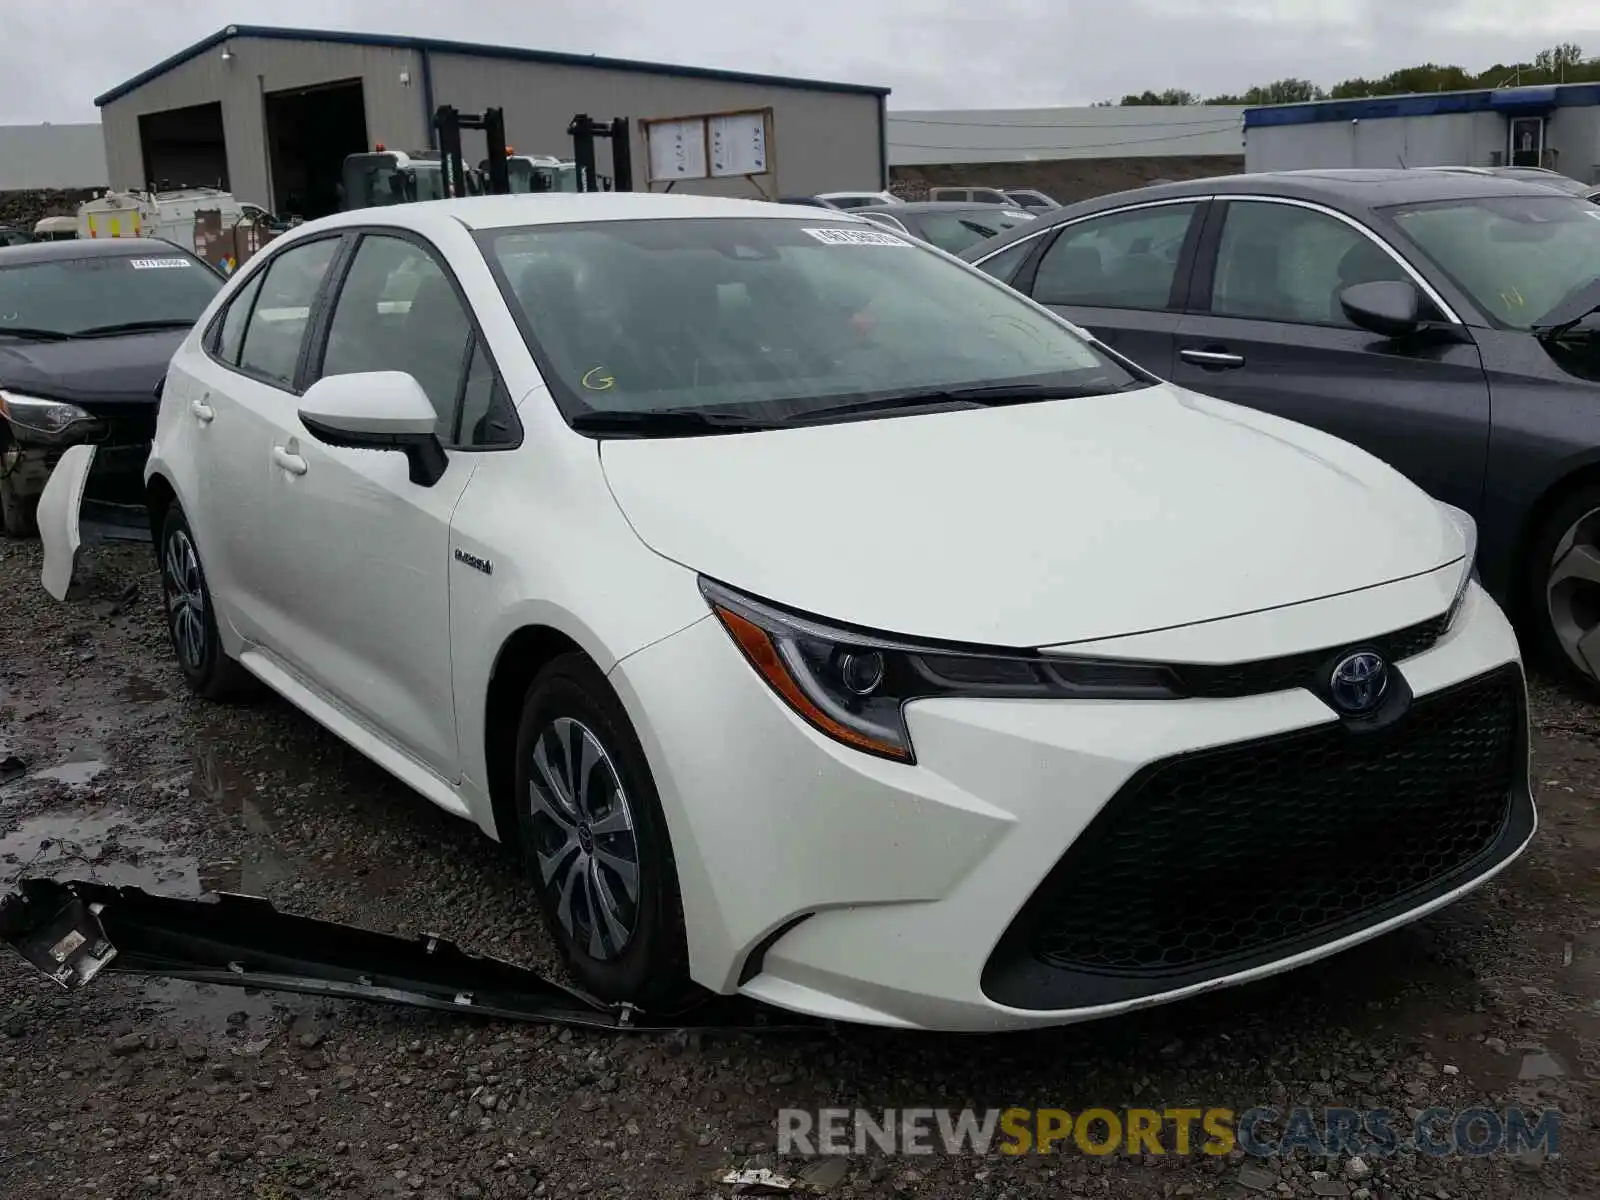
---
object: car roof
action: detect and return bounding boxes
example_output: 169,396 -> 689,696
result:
1062,168 -> 1573,213
0,237 -> 190,265
297,192 -> 846,237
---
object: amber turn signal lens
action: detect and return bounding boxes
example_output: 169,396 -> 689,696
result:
712,605 -> 910,761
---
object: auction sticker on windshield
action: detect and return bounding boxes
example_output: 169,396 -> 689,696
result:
803,228 -> 911,247
127,258 -> 192,270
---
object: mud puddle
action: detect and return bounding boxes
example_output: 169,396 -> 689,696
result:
0,808 -> 198,892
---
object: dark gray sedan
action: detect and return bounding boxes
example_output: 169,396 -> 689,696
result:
959,168 -> 1600,690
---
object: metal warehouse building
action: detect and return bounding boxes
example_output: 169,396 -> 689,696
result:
1244,83 -> 1600,181
94,24 -> 889,217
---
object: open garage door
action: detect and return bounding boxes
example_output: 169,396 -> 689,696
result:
138,102 -> 228,191
265,79 -> 369,221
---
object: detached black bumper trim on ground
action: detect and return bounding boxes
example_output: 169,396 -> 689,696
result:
982,663 -> 1533,1011
0,878 -> 819,1033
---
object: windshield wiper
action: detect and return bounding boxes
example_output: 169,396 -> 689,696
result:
791,381 -> 1146,423
75,320 -> 195,338
1531,277 -> 1600,339
568,407 -> 790,436
0,326 -> 77,341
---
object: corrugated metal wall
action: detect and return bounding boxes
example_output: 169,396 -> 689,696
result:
0,124 -> 108,190
1245,113 -> 1508,173
100,36 -> 427,205
888,106 -> 1248,167
426,52 -> 882,197
100,36 -> 884,207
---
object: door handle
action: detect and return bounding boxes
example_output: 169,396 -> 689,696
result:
271,445 -> 308,476
1179,348 -> 1246,369
189,398 -> 215,423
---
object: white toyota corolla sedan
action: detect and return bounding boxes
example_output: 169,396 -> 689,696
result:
126,193 -> 1531,1031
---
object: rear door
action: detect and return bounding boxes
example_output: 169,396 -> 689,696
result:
1008,198 -> 1209,377
181,233 -> 345,644
1169,197 -> 1490,515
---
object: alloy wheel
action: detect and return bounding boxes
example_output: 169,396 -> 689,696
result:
1546,505 -> 1600,683
527,716 -> 641,961
162,528 -> 207,671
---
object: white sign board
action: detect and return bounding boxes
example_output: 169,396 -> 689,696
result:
709,112 -> 768,178
646,118 -> 708,182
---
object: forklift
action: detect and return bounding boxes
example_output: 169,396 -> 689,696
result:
339,106 -> 507,210
340,107 -> 633,210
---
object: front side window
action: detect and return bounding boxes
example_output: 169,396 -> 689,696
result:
1030,203 -> 1198,310
237,236 -> 340,388
1210,201 -> 1410,327
481,216 -> 1143,430
319,234 -> 472,423
0,249 -> 222,339
971,237 -> 1040,285
1385,194 -> 1600,330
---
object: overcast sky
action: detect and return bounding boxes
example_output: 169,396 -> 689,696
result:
3,0 -> 1596,123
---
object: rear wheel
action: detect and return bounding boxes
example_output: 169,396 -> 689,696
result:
512,653 -> 695,1010
159,507 -> 255,700
1530,484 -> 1600,693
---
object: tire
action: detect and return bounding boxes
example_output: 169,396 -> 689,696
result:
158,506 -> 256,701
0,472 -> 37,538
1525,482 -> 1600,693
512,653 -> 696,1010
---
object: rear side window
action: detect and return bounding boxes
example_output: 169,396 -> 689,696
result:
213,270 -> 265,365
972,238 -> 1038,286
237,237 -> 341,388
1030,203 -> 1198,310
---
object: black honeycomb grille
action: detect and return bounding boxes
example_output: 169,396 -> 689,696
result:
1173,612 -> 1451,699
1023,665 -> 1521,976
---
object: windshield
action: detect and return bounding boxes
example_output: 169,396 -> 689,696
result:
1384,195 -> 1600,329
906,209 -> 1038,255
0,251 -> 222,337
480,217 -> 1142,428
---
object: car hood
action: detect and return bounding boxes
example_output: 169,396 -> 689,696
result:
0,329 -> 186,408
598,384 -> 1468,649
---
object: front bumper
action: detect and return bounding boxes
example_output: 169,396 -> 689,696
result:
609,578 -> 1531,1032
2,412 -> 152,506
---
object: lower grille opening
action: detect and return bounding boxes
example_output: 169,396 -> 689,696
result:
983,664 -> 1531,1010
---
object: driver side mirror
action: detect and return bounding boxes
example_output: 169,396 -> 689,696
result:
1339,279 -> 1425,339
298,371 -> 447,487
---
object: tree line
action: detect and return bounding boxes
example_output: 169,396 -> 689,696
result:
1108,44 -> 1593,107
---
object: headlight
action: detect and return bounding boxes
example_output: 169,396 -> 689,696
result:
701,579 -> 1182,762
0,390 -> 103,445
1435,501 -> 1478,625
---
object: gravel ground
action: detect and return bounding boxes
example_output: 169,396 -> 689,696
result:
0,537 -> 1597,1200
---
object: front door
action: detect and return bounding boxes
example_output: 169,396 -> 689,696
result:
1169,198 -> 1491,517
260,230 -> 484,778
1012,199 -> 1207,377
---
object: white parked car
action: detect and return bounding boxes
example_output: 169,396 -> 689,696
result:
89,193 -> 1532,1031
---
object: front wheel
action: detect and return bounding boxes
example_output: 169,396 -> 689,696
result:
512,653 -> 695,1010
1529,484 -> 1600,693
158,507 -> 255,700
0,471 -> 37,538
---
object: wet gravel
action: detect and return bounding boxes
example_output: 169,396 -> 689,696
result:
1,538 -> 1597,1199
